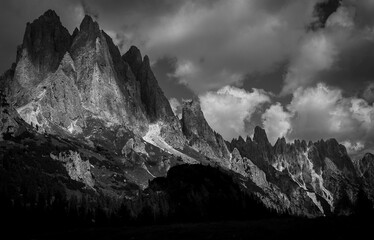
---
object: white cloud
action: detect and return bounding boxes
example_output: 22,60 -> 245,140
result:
199,85 -> 270,140
144,0 -> 318,93
363,83 -> 374,104
171,60 -> 244,93
262,103 -> 292,144
326,5 -> 355,28
285,83 -> 374,151
281,32 -> 337,95
342,140 -> 365,154
281,4 -> 374,95
169,98 -> 182,118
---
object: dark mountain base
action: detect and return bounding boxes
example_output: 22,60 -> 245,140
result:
9,217 -> 374,240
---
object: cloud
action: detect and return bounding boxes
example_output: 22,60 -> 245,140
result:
199,85 -> 270,140
341,140 -> 365,154
262,103 -> 292,144
169,98 -> 182,119
281,2 -> 374,95
281,32 -> 337,95
143,0 -> 319,93
256,82 -> 374,154
363,83 -> 374,104
285,83 -> 374,153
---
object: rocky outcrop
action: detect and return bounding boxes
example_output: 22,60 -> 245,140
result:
50,150 -> 94,188
122,137 -> 148,157
123,46 -> 185,148
0,91 -> 28,140
181,99 -> 231,168
355,153 -> 374,201
229,126 -> 361,216
230,146 -> 323,217
6,10 -> 71,107
69,15 -> 148,134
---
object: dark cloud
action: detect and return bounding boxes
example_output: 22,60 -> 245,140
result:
152,56 -> 195,100
317,37 -> 374,97
309,0 -> 342,30
81,0 -> 99,20
0,0 -> 84,73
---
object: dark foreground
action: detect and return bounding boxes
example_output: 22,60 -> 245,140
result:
16,217 -> 374,240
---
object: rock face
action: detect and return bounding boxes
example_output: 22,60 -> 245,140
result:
0,91 -> 28,140
181,99 -> 231,168
123,46 -> 185,148
5,10 -> 71,107
355,153 -> 374,201
0,10 -> 188,142
50,150 -> 94,188
228,126 -> 363,216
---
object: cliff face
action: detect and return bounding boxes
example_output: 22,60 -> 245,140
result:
355,153 -> 374,201
181,100 -> 231,168
228,127 -> 364,216
122,46 -> 185,148
4,10 -> 71,107
0,91 -> 29,140
1,10 -> 189,141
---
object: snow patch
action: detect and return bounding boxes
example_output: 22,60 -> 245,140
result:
143,122 -> 197,164
67,119 -> 82,134
307,192 -> 325,215
17,102 -> 43,128
273,148 -> 334,214
141,162 -> 156,178
305,153 -> 334,209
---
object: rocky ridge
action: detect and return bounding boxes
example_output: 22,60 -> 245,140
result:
227,127 -> 368,216
181,99 -> 231,168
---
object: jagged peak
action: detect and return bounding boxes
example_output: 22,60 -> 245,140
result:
20,9 -> 72,75
231,148 -> 242,160
253,126 -> 270,145
79,14 -> 100,33
237,135 -> 245,143
123,45 -> 143,75
24,9 -> 63,37
274,137 -> 287,147
37,9 -> 60,23
143,55 -> 151,67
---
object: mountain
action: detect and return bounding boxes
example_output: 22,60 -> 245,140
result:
181,99 -> 231,168
1,10 -> 374,226
227,127 -> 366,216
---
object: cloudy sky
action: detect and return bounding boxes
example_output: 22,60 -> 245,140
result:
0,0 -> 374,157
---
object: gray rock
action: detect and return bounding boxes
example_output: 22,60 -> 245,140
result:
181,99 -> 230,167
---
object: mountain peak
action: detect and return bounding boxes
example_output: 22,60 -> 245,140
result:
19,9 -> 71,80
181,99 -> 231,165
253,126 -> 270,145
79,15 -> 100,33
123,45 -> 143,75
39,9 -> 60,22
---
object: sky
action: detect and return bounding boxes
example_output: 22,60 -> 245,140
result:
0,0 -> 373,157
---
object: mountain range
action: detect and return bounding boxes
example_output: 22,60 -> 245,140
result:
1,10 -> 374,225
